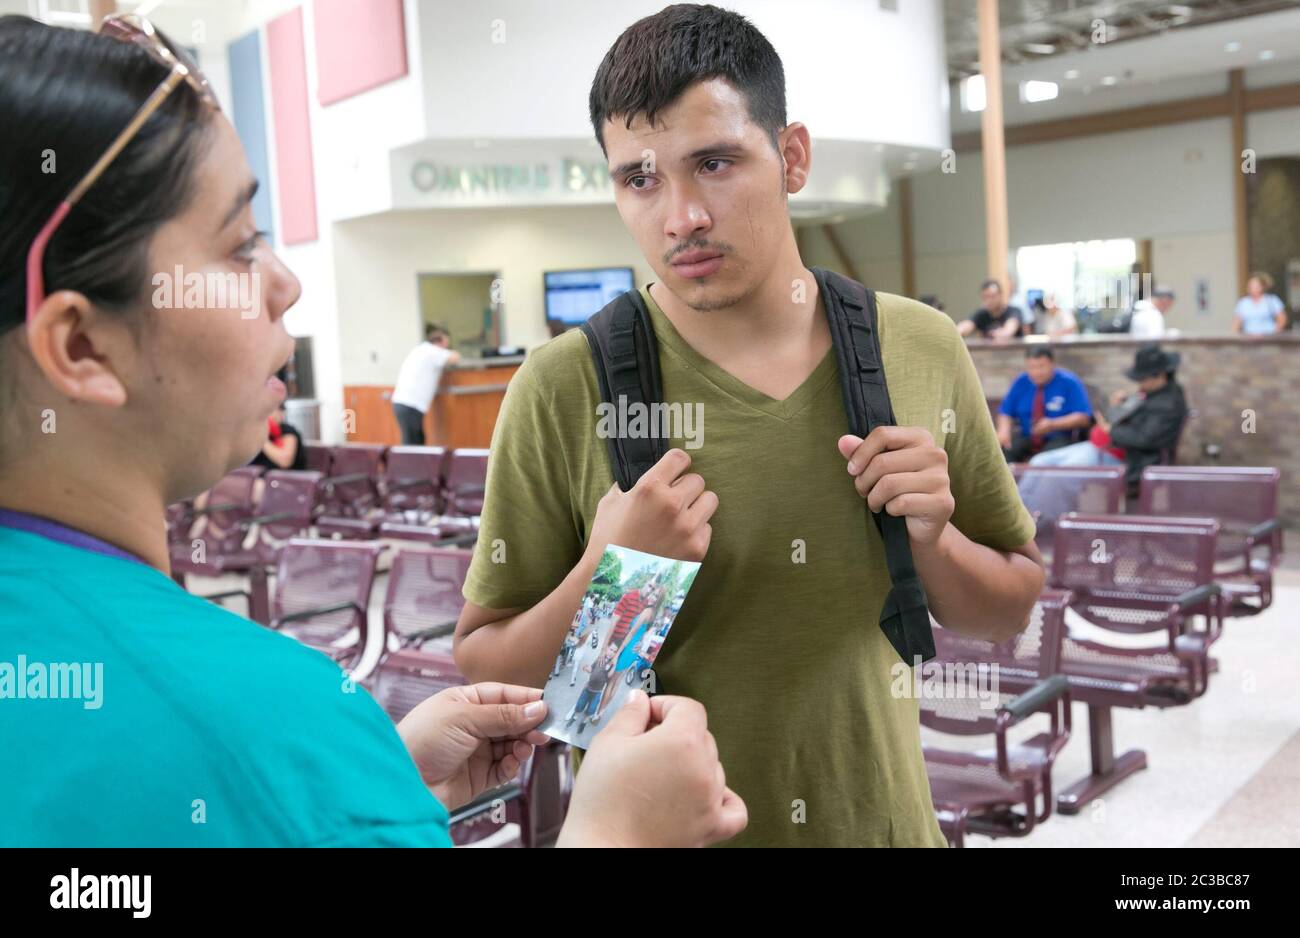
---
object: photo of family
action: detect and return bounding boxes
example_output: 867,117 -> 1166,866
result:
539,546 -> 700,747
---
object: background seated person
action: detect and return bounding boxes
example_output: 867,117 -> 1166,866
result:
251,401 -> 305,471
1033,293 -> 1077,338
996,347 -> 1092,462
958,278 -> 1026,340
1027,345 -> 1188,493
1233,272 -> 1288,336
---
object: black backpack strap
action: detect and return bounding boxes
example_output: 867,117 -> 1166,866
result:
579,289 -> 667,491
813,267 -> 936,665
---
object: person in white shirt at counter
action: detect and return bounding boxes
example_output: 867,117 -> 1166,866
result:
1233,272 -> 1288,336
1129,285 -> 1174,339
392,323 -> 461,445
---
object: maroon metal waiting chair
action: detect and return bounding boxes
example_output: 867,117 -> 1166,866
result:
443,448 -> 489,517
369,651 -> 571,848
1012,464 -> 1126,560
437,740 -> 572,848
377,519 -> 479,547
370,644 -> 465,723
302,442 -> 332,476
269,538 -> 382,674
166,500 -> 195,547
1049,513 -> 1221,814
196,470 -> 324,624
241,471 -> 323,561
316,444 -> 387,539
364,547 -> 472,711
921,590 -> 1072,847
1138,466 -> 1282,618
373,447 -> 477,546
382,446 -> 447,521
381,547 -> 474,650
169,466 -> 263,586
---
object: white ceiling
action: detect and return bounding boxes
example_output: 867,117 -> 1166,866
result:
949,4 -> 1300,131
6,0 -> 1297,135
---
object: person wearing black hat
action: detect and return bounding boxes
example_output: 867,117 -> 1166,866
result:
1027,345 -> 1187,493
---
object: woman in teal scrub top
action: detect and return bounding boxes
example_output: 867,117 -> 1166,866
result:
0,14 -> 746,849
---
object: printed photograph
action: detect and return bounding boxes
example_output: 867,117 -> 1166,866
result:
539,546 -> 698,746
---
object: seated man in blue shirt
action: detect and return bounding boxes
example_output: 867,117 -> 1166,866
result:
996,347 -> 1093,462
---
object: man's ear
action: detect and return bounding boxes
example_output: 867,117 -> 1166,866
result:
780,122 -> 812,195
25,290 -> 130,408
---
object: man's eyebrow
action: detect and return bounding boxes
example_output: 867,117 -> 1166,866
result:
220,179 -> 259,231
610,141 -> 747,178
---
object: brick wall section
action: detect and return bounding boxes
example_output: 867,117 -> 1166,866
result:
964,335 -> 1300,525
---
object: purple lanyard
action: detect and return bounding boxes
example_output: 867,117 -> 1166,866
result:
0,508 -> 147,566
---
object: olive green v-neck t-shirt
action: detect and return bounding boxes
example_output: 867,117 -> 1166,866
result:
464,285 -> 1035,847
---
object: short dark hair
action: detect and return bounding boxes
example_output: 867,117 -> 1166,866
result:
425,323 -> 449,342
1026,346 -> 1054,361
980,279 -> 1002,293
588,3 -> 787,154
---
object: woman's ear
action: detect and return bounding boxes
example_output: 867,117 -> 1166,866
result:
24,290 -> 130,408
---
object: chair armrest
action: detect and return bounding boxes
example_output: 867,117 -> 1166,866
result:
237,511 -> 299,531
1172,632 -> 1213,697
1000,674 -> 1069,723
386,477 -> 429,492
202,588 -> 249,604
447,782 -> 523,826
433,532 -> 479,548
193,501 -> 242,516
273,600 -> 362,627
1174,583 -> 1220,611
1246,519 -> 1280,542
324,472 -> 370,487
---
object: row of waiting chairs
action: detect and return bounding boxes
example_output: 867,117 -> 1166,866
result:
270,538 -> 569,848
167,445 -> 487,620
167,448 -> 572,847
300,443 -> 487,540
189,530 -> 569,848
174,453 -> 1282,847
920,464 -> 1284,846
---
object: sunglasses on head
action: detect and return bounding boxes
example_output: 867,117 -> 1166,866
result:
25,14 -> 221,324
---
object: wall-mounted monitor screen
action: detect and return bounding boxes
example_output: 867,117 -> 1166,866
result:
544,267 -> 635,329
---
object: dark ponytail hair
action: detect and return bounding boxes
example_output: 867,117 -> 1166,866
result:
0,15 -> 216,335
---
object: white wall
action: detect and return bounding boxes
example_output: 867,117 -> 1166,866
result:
850,117 -> 1252,332
332,204 -> 653,386
1249,106 -> 1300,159
419,0 -> 950,151
227,0 -> 433,442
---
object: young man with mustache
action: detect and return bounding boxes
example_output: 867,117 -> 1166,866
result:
454,3 -> 1043,847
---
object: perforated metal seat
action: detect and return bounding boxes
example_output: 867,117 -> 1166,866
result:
921,591 -> 1072,847
443,448 -> 488,517
1049,513 -> 1220,813
269,538 -> 382,677
1011,464 -> 1125,563
1138,466 -> 1282,617
316,444 -> 386,540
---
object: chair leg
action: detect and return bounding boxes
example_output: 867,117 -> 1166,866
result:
1057,704 -> 1147,815
248,568 -> 271,625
